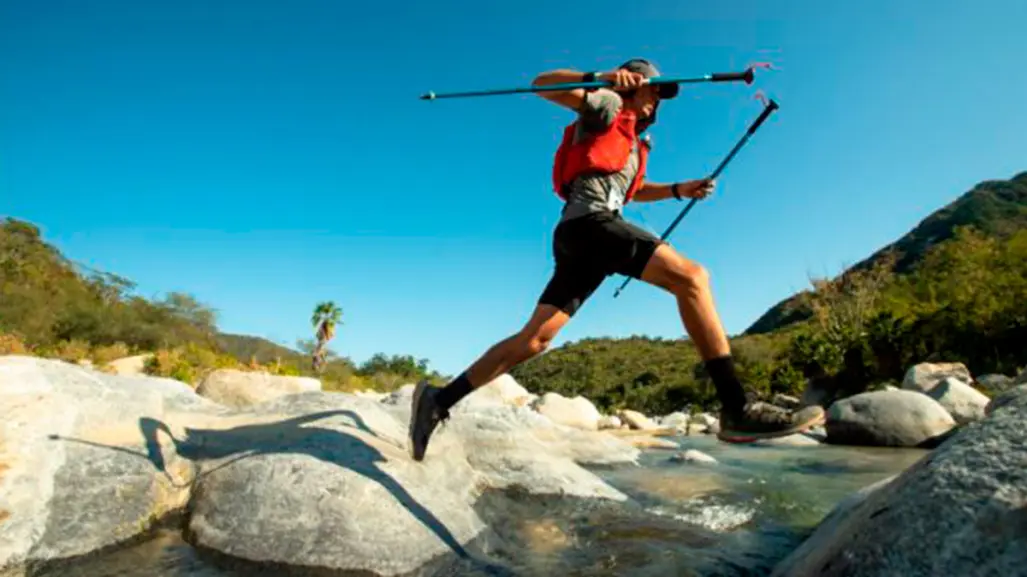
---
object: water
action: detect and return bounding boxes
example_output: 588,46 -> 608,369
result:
37,436 -> 926,577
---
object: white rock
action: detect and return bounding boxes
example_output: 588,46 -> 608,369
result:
531,392 -> 602,431
195,368 -> 321,408
902,362 -> 972,393
924,376 -> 990,425
618,409 -> 658,431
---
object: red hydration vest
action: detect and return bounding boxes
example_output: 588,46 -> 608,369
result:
551,109 -> 650,203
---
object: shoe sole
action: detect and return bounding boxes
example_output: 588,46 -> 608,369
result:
409,379 -> 430,461
717,409 -> 826,443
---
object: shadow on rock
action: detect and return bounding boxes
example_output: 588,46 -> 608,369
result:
50,410 -> 515,575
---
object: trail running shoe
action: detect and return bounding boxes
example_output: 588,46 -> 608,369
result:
409,379 -> 450,461
717,402 -> 826,443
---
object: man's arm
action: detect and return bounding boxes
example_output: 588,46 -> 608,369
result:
532,67 -> 647,112
632,179 -> 716,203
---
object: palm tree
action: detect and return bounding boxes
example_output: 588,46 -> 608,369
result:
311,301 -> 342,373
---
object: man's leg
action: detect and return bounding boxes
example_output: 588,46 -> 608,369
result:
434,303 -> 571,411
636,242 -> 825,440
409,261 -> 603,461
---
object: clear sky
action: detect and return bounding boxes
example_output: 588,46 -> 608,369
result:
3,0 -> 1025,377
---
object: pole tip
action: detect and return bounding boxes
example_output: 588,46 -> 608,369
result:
420,91 -> 436,101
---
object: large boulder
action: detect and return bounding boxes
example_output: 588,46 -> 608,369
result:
0,356 -> 218,574
902,361 -> 972,393
772,386 -> 1027,577
0,355 -> 639,576
924,376 -> 990,425
195,368 -> 321,408
826,389 -> 956,447
530,392 -> 601,431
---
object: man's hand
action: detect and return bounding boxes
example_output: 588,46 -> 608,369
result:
679,178 -> 716,199
599,69 -> 647,91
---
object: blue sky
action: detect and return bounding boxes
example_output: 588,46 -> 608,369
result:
3,0 -> 1025,377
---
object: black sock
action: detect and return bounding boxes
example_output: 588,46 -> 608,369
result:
435,372 -> 474,411
704,355 -> 747,414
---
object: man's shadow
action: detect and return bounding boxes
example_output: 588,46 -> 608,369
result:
50,409 -> 514,575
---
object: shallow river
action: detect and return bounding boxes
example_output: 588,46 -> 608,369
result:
40,436 -> 926,577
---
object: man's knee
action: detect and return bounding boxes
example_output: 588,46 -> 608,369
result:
667,257 -> 711,296
519,331 -> 554,358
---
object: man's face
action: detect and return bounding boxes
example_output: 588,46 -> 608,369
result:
632,84 -> 661,119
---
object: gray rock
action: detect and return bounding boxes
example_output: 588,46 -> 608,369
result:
925,376 -> 990,425
771,385 -> 1027,577
986,384 -> 1027,416
975,374 -> 1014,395
195,368 -> 321,409
0,356 -> 203,573
188,394 -> 635,575
826,389 -> 956,447
669,449 -> 718,464
1,356 -> 641,577
902,361 -> 972,392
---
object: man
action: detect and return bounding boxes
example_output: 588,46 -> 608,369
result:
409,58 -> 824,461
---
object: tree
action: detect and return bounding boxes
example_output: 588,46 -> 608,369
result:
310,301 -> 343,373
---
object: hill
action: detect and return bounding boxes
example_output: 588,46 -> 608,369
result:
0,216 -> 442,390
745,171 -> 1027,335
215,333 -> 306,365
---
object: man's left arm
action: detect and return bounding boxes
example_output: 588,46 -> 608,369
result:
632,179 -> 716,203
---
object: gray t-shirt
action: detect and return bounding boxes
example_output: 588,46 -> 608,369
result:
559,89 -> 640,222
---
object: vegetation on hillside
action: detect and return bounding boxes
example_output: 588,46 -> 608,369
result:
0,217 -> 444,391
746,172 -> 1027,334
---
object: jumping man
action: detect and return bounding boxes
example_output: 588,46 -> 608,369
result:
410,58 -> 825,461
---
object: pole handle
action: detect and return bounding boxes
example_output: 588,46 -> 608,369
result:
711,68 -> 755,85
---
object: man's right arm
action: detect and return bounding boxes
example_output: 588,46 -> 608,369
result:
532,67 -> 647,112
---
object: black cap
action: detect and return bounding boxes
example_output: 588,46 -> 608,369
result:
619,58 -> 679,99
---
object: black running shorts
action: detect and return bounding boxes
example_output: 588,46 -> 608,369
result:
538,210 -> 663,316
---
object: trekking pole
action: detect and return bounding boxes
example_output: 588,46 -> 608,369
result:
419,68 -> 755,101
613,97 -> 780,298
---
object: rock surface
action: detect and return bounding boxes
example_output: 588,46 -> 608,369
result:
0,356 -> 640,576
618,409 -> 658,431
826,389 -> 956,447
0,356 -> 210,573
530,392 -> 602,431
597,415 -> 622,430
975,373 -> 1014,394
772,385 -> 1027,577
901,361 -> 972,392
195,368 -> 322,408
986,384 -> 1027,416
924,376 -> 990,425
